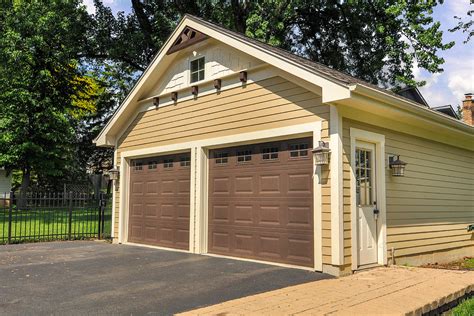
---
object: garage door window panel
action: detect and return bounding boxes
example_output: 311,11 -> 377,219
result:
289,143 -> 309,159
262,147 -> 279,161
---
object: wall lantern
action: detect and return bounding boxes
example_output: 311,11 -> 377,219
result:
389,155 -> 407,177
213,79 -> 222,90
312,141 -> 331,165
171,92 -> 178,102
191,85 -> 198,96
108,167 -> 120,181
239,71 -> 247,83
153,97 -> 159,107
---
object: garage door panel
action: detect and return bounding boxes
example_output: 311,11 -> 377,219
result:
144,204 -> 158,218
209,138 -> 314,267
234,233 -> 255,254
211,231 -> 230,251
128,153 -> 191,250
212,176 -> 231,194
257,205 -> 281,225
234,204 -> 253,224
288,206 -> 312,228
234,176 -> 254,194
288,173 -> 312,194
259,175 -> 282,193
145,181 -> 159,195
130,203 -> 143,217
132,182 -> 144,194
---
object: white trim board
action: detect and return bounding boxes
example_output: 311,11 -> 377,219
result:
330,105 -> 344,266
117,121 -> 324,271
349,127 -> 387,271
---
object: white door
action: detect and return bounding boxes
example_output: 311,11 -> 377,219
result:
355,141 -> 378,266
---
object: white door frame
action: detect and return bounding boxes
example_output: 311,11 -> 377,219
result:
117,121 -> 324,271
350,128 -> 387,270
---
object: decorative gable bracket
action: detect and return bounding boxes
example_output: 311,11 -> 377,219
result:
167,26 -> 208,55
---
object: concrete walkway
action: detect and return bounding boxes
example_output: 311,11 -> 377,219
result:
180,266 -> 474,315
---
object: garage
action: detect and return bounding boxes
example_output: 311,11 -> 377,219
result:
208,138 -> 314,267
128,153 -> 191,250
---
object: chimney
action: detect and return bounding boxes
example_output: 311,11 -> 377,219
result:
462,93 -> 473,125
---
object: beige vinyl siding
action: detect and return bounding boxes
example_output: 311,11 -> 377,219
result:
112,76 -> 330,239
343,118 -> 474,265
321,123 -> 332,265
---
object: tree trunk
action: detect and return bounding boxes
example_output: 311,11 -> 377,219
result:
18,168 -> 31,208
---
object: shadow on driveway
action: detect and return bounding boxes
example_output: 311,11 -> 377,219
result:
0,241 -> 332,315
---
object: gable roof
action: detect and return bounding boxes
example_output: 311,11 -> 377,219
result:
94,14 -> 472,147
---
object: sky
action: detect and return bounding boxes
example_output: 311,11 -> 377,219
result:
83,0 -> 474,110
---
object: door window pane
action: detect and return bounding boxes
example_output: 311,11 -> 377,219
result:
356,148 -> 374,206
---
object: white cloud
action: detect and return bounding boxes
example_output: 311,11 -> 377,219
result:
446,0 -> 472,17
82,0 -> 95,14
448,71 -> 474,101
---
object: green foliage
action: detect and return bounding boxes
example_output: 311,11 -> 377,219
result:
89,0 -> 453,90
291,0 -> 453,88
0,1 -> 95,190
450,297 -> 474,316
449,6 -> 474,43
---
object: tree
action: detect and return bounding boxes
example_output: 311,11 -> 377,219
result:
449,6 -> 474,43
0,1 -> 94,191
89,0 -> 454,89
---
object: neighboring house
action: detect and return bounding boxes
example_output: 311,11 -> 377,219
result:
95,15 -> 474,276
0,169 -> 12,206
0,169 -> 11,194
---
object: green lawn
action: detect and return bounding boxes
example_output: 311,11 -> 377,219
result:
449,297 -> 474,316
0,206 -> 112,244
463,258 -> 474,269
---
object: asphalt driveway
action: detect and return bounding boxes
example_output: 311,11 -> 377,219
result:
0,241 -> 331,315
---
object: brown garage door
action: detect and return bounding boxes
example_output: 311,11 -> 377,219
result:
129,153 -> 191,250
208,138 -> 314,267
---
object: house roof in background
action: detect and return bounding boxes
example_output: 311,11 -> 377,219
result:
432,105 -> 459,119
396,87 -> 429,107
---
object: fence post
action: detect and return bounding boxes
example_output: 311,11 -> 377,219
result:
101,194 -> 106,239
98,193 -> 106,240
97,193 -> 102,240
68,191 -> 73,240
7,191 -> 13,244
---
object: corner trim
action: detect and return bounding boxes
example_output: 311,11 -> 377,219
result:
330,105 -> 344,265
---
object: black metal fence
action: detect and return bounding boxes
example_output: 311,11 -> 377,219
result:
0,191 -> 112,244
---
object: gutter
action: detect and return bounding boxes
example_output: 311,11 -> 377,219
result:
349,84 -> 474,136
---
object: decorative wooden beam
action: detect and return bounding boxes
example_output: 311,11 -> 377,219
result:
213,79 -> 222,90
167,27 -> 209,55
191,85 -> 198,96
239,71 -> 247,83
171,92 -> 178,102
153,97 -> 159,107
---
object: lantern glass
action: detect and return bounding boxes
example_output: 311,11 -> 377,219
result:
389,155 -> 407,177
312,141 -> 331,166
314,151 -> 330,165
108,168 -> 119,181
